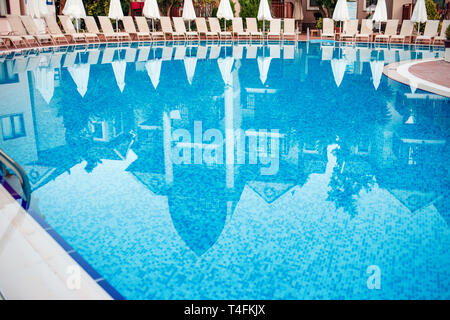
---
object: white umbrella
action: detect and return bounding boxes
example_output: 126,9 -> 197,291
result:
33,67 -> 54,104
68,63 -> 90,97
332,0 -> 349,31
184,56 -> 197,84
112,60 -> 126,92
370,60 -> 384,90
63,0 -> 86,32
182,0 -> 196,31
217,0 -> 234,31
108,0 -> 124,32
257,56 -> 271,85
411,0 -> 427,34
293,0 -> 304,31
257,0 -> 272,34
143,0 -> 160,32
372,0 -> 387,32
217,57 -> 234,86
331,59 -> 346,87
145,59 -> 162,89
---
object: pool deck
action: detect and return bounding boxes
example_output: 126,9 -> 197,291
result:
383,59 -> 450,98
0,183 -> 112,300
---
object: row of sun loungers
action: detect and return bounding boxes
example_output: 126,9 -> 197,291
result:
1,15 -> 300,50
321,18 -> 449,45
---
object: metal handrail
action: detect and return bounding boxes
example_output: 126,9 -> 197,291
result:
0,148 -> 31,207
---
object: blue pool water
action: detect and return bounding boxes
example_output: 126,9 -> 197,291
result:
0,41 -> 449,299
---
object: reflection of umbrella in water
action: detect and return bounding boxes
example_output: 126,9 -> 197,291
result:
33,67 -> 54,104
331,59 -> 346,87
145,58 -> 162,89
112,60 -> 126,92
257,56 -> 271,85
369,60 -> 384,90
217,57 -> 234,86
68,63 -> 90,97
184,55 -> 197,85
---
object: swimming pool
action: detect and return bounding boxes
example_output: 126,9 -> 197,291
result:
0,41 -> 449,299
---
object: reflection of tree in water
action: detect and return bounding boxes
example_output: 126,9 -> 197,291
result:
327,144 -> 376,217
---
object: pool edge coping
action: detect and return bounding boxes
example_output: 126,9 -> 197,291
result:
383,58 -> 450,98
0,175 -> 126,300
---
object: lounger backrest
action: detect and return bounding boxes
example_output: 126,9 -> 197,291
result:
123,16 -> 137,33
135,16 -> 151,33
20,16 -> 40,35
246,18 -> 258,32
283,19 -> 295,34
270,19 -> 281,34
58,15 -> 77,34
232,18 -> 244,33
98,16 -> 115,34
440,20 -> 450,37
384,19 -> 399,36
322,18 -> 334,35
85,16 -> 100,33
45,16 -> 63,35
399,20 -> 413,36
7,15 -> 28,36
195,17 -> 208,33
173,17 -> 187,33
360,19 -> 373,34
160,16 -> 173,33
423,20 -> 439,37
343,20 -> 358,35
208,17 -> 221,33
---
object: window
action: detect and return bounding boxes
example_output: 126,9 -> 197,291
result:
0,0 -> 10,16
307,0 -> 320,10
1,114 -> 26,140
364,0 -> 377,12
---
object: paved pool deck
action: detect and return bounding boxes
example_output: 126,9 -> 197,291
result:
383,58 -> 450,98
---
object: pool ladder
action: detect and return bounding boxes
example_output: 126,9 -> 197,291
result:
0,148 -> 31,208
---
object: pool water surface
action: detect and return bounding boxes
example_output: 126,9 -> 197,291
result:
0,41 -> 449,299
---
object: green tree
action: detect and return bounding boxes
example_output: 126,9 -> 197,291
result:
415,0 -> 440,33
314,0 -> 336,18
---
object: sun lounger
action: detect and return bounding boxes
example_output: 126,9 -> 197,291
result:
320,18 -> 335,40
98,16 -> 131,42
160,16 -> 184,40
246,18 -> 263,40
355,19 -> 373,42
135,16 -> 165,41
233,18 -> 250,40
59,15 -> 93,43
208,17 -> 232,40
283,19 -> 296,41
195,17 -> 218,40
415,20 -> 439,45
84,16 -> 108,41
433,20 -> 450,45
44,16 -> 70,45
0,34 -> 27,49
122,16 -> 151,41
267,19 -> 282,40
173,17 -> 199,41
340,20 -> 358,41
20,15 -> 54,45
374,19 -> 398,42
390,20 -> 414,44
7,15 -> 41,47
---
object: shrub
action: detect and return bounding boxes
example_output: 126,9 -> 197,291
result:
446,24 -> 450,40
316,18 -> 323,30
239,0 -> 271,30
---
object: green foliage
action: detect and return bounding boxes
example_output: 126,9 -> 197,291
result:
316,17 -> 322,30
446,24 -> 450,40
239,0 -> 271,30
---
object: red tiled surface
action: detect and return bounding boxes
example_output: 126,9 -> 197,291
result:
409,60 -> 450,89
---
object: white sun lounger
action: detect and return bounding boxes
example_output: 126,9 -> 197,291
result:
390,20 -> 414,44
340,20 -> 358,42
59,15 -> 99,43
209,17 -> 232,40
433,20 -> 450,45
320,18 -> 335,40
135,16 -> 164,41
268,19 -> 282,40
122,16 -> 151,41
196,17 -> 218,40
374,19 -> 398,43
44,16 -> 70,45
283,19 -> 296,41
19,15 -> 53,46
415,20 -> 439,45
355,19 -> 373,42
233,18 -> 250,40
173,17 -> 200,41
246,18 -> 263,40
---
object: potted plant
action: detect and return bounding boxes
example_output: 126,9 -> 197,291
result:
445,24 -> 450,48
